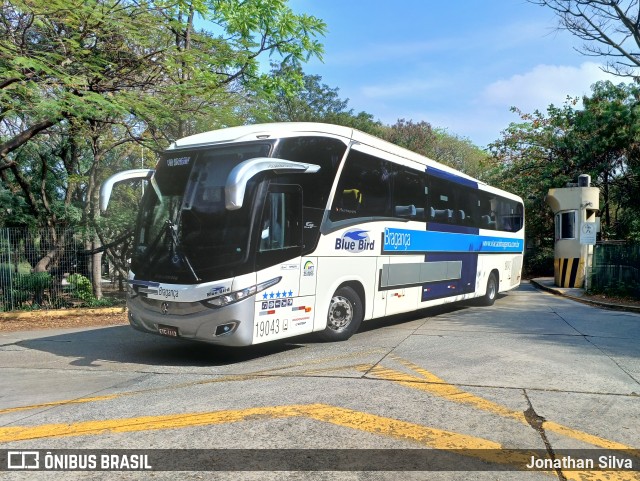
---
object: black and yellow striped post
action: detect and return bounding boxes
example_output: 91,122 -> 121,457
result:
554,258 -> 585,288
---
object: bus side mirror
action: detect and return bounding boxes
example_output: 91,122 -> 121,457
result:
225,158 -> 319,210
100,169 -> 154,212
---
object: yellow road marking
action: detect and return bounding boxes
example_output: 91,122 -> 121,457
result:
365,364 -> 527,423
0,405 -> 296,442
364,358 -> 634,451
0,403 -> 495,448
1,350 -> 636,479
303,404 -> 502,450
0,403 -> 532,472
0,402 -> 634,480
542,421 -> 634,451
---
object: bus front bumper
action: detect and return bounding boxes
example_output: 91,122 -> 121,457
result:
127,295 -> 255,346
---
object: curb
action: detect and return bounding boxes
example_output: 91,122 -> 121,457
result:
0,306 -> 127,321
529,279 -> 640,314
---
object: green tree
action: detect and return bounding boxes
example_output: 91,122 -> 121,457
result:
266,65 -> 349,122
572,81 -> 640,237
259,65 -> 383,134
1,0 -> 326,295
488,81 -> 640,244
381,119 -> 437,155
380,119 -> 489,178
487,106 -> 571,248
0,0 -> 326,157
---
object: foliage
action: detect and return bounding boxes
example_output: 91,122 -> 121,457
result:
588,278 -> 640,298
67,273 -> 95,302
261,74 -> 490,177
1,0 -> 327,201
0,0 -> 327,154
488,81 -> 640,244
588,242 -> 640,299
79,296 -> 117,308
381,119 -> 437,155
1,0 -> 327,297
523,246 -> 555,278
1,271 -> 52,308
260,65 -> 383,135
65,273 -> 118,306
530,0 -> 640,78
379,119 -> 490,178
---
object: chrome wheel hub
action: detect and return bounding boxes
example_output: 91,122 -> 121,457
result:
327,296 -> 353,331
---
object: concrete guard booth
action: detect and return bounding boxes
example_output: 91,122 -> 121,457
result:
545,175 -> 600,288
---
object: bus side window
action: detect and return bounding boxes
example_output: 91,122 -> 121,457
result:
478,192 -> 526,232
340,188 -> 363,212
426,174 -> 453,225
481,214 -> 497,230
393,168 -> 425,220
330,150 -> 391,221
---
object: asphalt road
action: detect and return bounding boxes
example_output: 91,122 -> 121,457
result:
0,281 -> 638,480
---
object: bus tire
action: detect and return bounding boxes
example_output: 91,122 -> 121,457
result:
317,286 -> 363,342
478,272 -> 498,306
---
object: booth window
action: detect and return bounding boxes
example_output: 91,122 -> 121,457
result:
556,211 -> 576,240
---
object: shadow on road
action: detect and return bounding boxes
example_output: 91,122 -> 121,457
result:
14,283 -> 639,369
13,301 -> 477,368
16,326 -> 308,367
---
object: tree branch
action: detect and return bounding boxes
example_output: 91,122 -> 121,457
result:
0,118 -> 59,159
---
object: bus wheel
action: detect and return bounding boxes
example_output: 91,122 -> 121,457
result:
478,272 -> 498,306
318,286 -> 363,342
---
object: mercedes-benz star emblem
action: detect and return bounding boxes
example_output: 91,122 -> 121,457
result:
161,302 -> 169,315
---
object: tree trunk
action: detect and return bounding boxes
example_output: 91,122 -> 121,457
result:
92,236 -> 103,299
34,227 -> 62,273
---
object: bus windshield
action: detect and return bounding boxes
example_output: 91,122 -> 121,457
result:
132,143 -> 272,283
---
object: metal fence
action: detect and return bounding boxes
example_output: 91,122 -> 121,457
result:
589,242 -> 640,297
0,227 -> 115,312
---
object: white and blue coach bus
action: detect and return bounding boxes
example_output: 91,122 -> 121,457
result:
101,123 -> 524,346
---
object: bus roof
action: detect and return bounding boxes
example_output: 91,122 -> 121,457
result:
169,122 -> 354,149
168,122 -> 503,196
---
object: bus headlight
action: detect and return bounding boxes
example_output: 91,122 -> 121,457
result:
203,276 -> 281,308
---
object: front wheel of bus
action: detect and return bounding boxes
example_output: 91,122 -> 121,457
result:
318,286 -> 363,342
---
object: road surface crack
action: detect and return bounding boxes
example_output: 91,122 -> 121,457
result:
523,390 -> 567,481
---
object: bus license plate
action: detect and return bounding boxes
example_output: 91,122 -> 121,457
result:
158,324 -> 178,337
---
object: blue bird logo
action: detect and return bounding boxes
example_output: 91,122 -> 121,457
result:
343,230 -> 368,241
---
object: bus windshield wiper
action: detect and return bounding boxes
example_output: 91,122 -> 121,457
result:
140,219 -> 201,282
165,219 -> 201,282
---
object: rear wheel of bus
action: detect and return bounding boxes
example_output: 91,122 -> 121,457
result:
318,286 -> 363,342
478,272 -> 498,306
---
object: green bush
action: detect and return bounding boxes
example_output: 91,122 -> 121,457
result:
588,279 -> 640,298
80,297 -> 117,308
67,273 -> 95,302
0,263 -> 12,287
524,247 -> 554,278
15,272 -> 52,306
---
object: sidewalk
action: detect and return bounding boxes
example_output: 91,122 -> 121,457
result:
530,277 -> 640,313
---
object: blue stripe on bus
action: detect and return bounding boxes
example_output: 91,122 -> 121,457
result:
382,227 -> 524,253
427,166 -> 478,189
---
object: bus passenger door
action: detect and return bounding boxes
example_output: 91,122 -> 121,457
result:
254,185 -> 312,342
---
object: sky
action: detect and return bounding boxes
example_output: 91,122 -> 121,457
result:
288,0 -> 624,148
